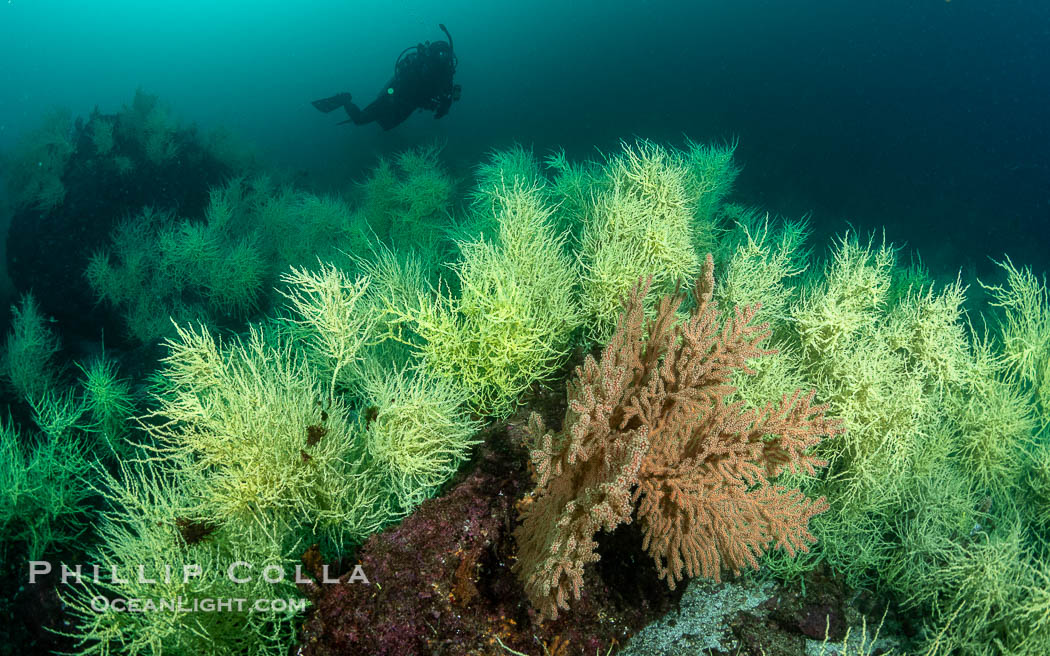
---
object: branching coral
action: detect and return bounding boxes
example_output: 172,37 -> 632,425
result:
514,254 -> 840,620
5,108 -> 74,212
85,175 -> 372,343
278,263 -> 376,394
2,292 -> 62,404
981,255 -> 1050,417
577,140 -> 701,340
0,415 -> 92,560
147,322 -> 390,550
399,177 -> 580,417
66,253 -> 488,653
61,460 -> 301,656
116,89 -> 180,164
355,143 -> 457,254
358,363 -> 480,511
86,201 -> 266,342
715,209 -> 810,328
77,355 -> 138,457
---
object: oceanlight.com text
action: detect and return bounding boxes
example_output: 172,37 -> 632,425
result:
88,596 -> 310,614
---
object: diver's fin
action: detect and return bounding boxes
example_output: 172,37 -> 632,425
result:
311,93 -> 352,113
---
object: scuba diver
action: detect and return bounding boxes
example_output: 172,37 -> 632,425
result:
312,24 -> 461,131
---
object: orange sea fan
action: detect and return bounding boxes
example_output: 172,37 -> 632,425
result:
514,253 -> 842,620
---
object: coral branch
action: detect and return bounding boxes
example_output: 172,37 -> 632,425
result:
514,254 -> 842,620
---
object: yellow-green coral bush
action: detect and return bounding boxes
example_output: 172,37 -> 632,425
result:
456,144 -> 549,242
1026,439 -> 1050,537
278,263 -> 376,394
577,140 -> 701,340
358,363 -> 479,511
981,256 -> 1050,417
154,186 -> 266,315
332,244 -> 437,380
67,252 -> 489,653
275,258 -> 477,518
252,177 -> 369,272
715,208 -> 810,334
544,147 -> 603,240
713,211 -> 813,422
722,225 -> 1050,655
402,176 -> 580,417
0,415 -> 92,560
78,355 -> 138,458
2,292 -> 62,404
790,235 -> 929,503
63,461 -> 301,656
471,144 -> 547,209
4,108 -> 74,212
919,521 -> 1032,654
85,202 -> 265,342
116,89 -> 180,165
566,138 -> 741,341
0,300 -> 138,560
355,143 -> 457,254
148,323 -> 391,550
949,345 -> 1035,499
86,175 -> 372,343
679,137 -> 741,250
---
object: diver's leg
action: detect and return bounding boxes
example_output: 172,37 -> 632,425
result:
374,102 -> 416,131
338,98 -> 378,126
311,93 -> 353,113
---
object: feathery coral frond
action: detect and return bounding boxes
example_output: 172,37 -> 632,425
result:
514,253 -> 841,620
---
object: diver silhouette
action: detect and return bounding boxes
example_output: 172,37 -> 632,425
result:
312,24 -> 461,131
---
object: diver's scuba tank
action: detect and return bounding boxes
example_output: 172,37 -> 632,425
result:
395,25 -> 456,72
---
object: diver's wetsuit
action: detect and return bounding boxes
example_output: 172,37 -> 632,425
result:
313,24 -> 460,131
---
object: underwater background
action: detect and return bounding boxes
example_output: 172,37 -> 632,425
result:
1,1 -> 1049,655
3,0 -> 1048,289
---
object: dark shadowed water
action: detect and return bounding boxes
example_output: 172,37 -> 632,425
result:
1,0 -> 1046,287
